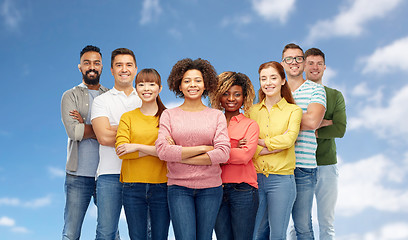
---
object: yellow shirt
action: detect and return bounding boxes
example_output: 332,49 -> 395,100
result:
247,98 -> 302,176
116,108 -> 167,183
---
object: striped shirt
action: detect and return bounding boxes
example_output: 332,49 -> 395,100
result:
292,80 -> 326,168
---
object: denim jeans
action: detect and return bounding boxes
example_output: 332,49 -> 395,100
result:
253,173 -> 296,240
315,164 -> 338,240
123,182 -> 170,240
167,185 -> 222,240
62,173 -> 96,240
290,167 -> 317,240
214,183 -> 259,240
95,174 -> 122,240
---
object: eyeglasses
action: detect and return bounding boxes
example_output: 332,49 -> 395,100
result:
282,56 -> 304,64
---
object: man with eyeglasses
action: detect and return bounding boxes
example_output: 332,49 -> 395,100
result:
283,43 -> 326,240
304,48 -> 346,240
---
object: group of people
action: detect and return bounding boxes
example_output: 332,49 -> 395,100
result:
61,43 -> 346,240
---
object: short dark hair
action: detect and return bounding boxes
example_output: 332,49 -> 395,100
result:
80,45 -> 102,59
282,43 -> 304,59
167,58 -> 218,98
304,48 -> 325,63
111,48 -> 137,67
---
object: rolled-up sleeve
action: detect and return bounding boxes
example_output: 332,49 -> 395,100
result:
115,113 -> 140,160
61,90 -> 84,141
155,110 -> 182,162
206,113 -> 231,165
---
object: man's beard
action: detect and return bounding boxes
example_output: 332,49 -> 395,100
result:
83,69 -> 100,85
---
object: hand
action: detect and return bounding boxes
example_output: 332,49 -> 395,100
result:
258,139 -> 266,147
238,138 -> 247,148
110,125 -> 119,131
320,119 -> 333,128
116,143 -> 138,157
70,110 -> 84,123
166,136 -> 175,145
203,145 -> 214,152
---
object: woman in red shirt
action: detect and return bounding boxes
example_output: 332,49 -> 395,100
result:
210,71 -> 260,240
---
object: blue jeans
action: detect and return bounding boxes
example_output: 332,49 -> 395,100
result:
253,174 -> 296,240
95,174 -> 122,240
168,185 -> 222,240
315,164 -> 338,240
214,183 -> 259,240
290,167 -> 317,240
62,173 -> 96,240
123,182 -> 170,240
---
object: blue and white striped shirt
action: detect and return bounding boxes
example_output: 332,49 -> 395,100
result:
292,80 -> 326,168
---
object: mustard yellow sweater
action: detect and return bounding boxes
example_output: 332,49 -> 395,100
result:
116,108 -> 167,183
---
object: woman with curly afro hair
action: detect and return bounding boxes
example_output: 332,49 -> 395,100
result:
155,58 -> 231,240
210,71 -> 260,240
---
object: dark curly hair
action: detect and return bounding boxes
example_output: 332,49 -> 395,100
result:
210,71 -> 255,113
167,58 -> 218,98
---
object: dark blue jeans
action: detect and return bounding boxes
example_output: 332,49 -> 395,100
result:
167,185 -> 223,240
123,182 -> 170,240
214,183 -> 259,240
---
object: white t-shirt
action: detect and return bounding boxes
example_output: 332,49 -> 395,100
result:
91,87 -> 142,177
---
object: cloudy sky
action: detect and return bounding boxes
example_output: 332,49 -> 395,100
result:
1,0 -> 407,239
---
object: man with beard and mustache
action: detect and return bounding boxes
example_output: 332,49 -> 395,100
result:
61,45 -> 109,240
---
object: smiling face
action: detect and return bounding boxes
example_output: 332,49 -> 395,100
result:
220,85 -> 244,114
259,67 -> 285,98
111,54 -> 137,88
136,81 -> 162,103
282,48 -> 305,78
179,69 -> 205,100
78,51 -> 102,85
305,55 -> 326,83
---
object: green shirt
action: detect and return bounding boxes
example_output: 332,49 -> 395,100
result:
316,86 -> 347,165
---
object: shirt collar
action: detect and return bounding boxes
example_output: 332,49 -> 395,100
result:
78,83 -> 87,88
111,87 -> 137,95
230,113 -> 245,123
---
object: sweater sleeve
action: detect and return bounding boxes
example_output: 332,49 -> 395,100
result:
264,107 -> 302,151
155,110 -> 182,162
317,90 -> 347,139
115,112 -> 140,160
228,121 -> 259,165
61,89 -> 84,141
206,112 -> 231,165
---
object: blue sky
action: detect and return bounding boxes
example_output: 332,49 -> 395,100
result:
1,0 -> 408,239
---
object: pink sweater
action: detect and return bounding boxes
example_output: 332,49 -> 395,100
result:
156,107 -> 231,189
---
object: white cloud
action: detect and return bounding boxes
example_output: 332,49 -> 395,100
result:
251,0 -> 295,23
164,101 -> 183,109
337,154 -> 408,216
361,36 -> 408,74
140,0 -> 162,25
48,166 -> 65,178
351,82 -> 370,97
0,0 -> 22,30
0,196 -> 52,208
220,15 -> 252,28
348,84 -> 408,140
11,226 -> 29,233
338,222 -> 408,240
0,216 -> 15,227
305,0 -> 403,44
168,28 -> 182,40
321,66 -> 337,86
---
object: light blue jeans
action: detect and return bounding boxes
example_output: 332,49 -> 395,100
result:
62,174 -> 96,240
168,185 -> 222,240
290,167 -> 317,240
315,164 -> 338,240
253,173 -> 296,240
123,182 -> 170,240
95,174 -> 122,240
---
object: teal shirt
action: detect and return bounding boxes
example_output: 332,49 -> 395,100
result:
316,86 -> 347,165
